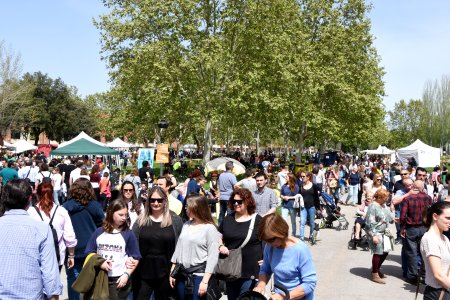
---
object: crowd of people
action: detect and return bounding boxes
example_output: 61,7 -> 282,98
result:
1,150 -> 450,300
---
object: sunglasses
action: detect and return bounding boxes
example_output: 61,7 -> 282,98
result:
417,174 -> 427,177
149,198 -> 164,204
123,189 -> 134,192
265,237 -> 277,243
401,173 -> 409,176
233,200 -> 243,205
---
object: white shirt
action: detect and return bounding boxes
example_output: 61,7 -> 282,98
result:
52,173 -> 62,190
70,168 -> 82,184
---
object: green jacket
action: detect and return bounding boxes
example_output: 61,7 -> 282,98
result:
72,253 -> 109,300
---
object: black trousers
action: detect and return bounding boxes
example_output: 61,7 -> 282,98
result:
424,285 -> 450,300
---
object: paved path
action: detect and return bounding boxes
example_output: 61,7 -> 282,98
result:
60,199 -> 424,299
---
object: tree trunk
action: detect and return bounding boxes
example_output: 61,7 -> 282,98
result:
295,122 -> 307,163
255,129 -> 260,156
203,115 -> 212,165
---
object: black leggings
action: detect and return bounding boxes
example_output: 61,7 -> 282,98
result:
371,252 -> 388,273
134,275 -> 172,300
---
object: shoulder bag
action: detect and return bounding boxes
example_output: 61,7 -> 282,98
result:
34,205 -> 60,263
215,214 -> 257,281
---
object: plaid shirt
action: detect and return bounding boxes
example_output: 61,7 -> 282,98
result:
400,191 -> 432,230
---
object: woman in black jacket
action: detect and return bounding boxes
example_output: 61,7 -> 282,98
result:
132,186 -> 183,299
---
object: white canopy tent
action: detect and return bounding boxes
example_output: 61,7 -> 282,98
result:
106,138 -> 134,148
397,139 -> 441,168
58,131 -> 106,148
12,139 -> 38,153
362,145 -> 396,163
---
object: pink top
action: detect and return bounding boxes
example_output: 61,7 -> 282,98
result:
27,204 -> 77,266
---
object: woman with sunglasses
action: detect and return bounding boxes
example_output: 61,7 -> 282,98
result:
280,173 -> 299,237
254,213 -> 317,300
370,174 -> 386,195
170,195 -> 220,300
119,181 -> 143,228
218,188 -> 262,300
131,186 -> 183,299
299,172 -> 320,243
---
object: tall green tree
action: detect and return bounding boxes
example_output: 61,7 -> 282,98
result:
20,72 -> 96,144
0,41 -> 33,145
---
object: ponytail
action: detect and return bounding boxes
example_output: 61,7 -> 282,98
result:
424,201 -> 450,229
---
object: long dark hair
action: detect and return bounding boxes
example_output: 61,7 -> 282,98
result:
120,180 -> 141,215
103,199 -> 129,233
425,201 -> 450,229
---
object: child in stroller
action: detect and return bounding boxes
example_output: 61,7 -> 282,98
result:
348,191 -> 373,250
318,191 -> 349,230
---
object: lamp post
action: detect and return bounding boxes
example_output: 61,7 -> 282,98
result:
158,120 -> 169,176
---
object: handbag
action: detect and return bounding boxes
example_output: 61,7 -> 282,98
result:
215,214 -> 256,281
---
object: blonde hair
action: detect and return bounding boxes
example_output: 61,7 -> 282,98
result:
137,186 -> 172,228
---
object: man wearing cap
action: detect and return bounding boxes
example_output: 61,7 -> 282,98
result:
218,161 -> 237,226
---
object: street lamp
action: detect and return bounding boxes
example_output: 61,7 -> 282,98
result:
157,119 -> 169,176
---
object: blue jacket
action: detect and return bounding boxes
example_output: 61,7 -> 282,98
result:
63,200 -> 104,258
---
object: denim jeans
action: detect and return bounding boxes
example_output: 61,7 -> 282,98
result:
404,226 -> 426,280
281,207 -> 297,236
226,278 -> 257,300
345,184 -> 358,205
219,200 -> 232,226
53,190 -> 60,205
66,257 -> 85,300
175,274 -> 204,300
300,206 -> 316,240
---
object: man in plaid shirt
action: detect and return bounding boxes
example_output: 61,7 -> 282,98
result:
400,180 -> 432,284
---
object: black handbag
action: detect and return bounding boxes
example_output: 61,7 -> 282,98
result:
215,214 -> 256,281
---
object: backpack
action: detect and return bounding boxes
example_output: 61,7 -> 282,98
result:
40,171 -> 52,184
33,206 -> 60,263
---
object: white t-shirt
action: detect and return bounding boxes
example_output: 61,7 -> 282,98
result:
52,173 -> 62,191
420,231 -> 450,289
70,168 -> 82,184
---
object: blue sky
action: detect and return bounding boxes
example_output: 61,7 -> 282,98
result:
1,0 -> 449,111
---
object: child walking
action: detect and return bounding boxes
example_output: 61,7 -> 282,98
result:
85,199 -> 141,300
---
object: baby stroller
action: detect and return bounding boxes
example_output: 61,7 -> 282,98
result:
318,191 -> 349,230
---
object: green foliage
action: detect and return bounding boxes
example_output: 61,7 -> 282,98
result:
19,72 -> 96,144
95,0 -> 386,158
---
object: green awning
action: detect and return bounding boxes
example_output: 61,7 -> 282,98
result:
51,138 -> 119,155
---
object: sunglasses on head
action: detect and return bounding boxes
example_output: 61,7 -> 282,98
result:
149,198 -> 164,204
233,200 -> 243,205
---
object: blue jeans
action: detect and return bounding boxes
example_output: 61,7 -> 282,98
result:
300,207 -> 316,240
66,257 -> 85,300
281,207 -> 297,236
53,190 -> 60,205
219,200 -> 232,226
176,274 -> 204,300
404,226 -> 426,280
346,184 -> 358,205
226,278 -> 256,300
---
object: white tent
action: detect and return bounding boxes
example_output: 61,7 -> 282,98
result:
362,145 -> 395,155
397,139 -> 441,168
107,138 -> 134,148
362,145 -> 396,163
58,131 -> 106,148
12,139 -> 38,153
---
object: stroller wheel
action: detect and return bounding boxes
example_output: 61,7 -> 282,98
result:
343,225 -> 348,230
